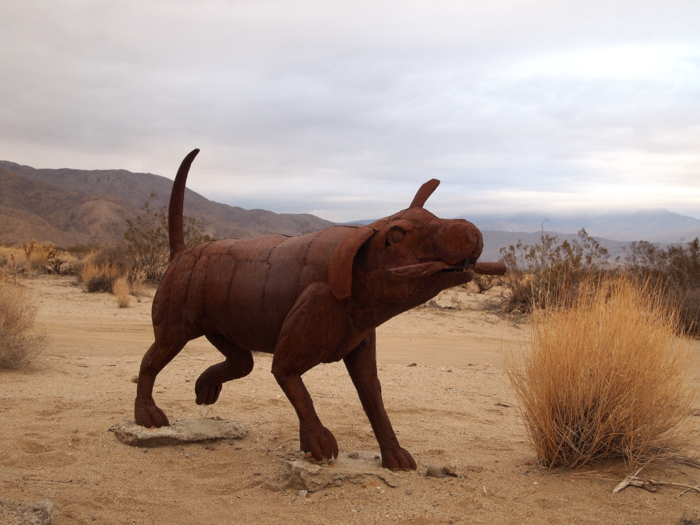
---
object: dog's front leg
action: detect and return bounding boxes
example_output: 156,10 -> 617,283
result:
274,372 -> 338,461
344,330 -> 417,471
271,282 -> 347,461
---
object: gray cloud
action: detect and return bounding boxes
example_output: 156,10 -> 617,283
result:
1,0 -> 699,221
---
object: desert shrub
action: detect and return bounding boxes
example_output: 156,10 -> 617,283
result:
77,260 -> 124,293
64,244 -> 100,257
18,239 -> 70,274
0,282 -> 45,369
471,274 -> 498,294
23,239 -> 60,273
123,195 -> 212,283
625,238 -> 700,335
86,245 -> 130,273
112,276 -> 131,308
507,277 -> 694,469
499,229 -> 611,314
0,248 -> 25,281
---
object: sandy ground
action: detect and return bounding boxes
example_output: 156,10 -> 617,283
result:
1,275 -> 700,525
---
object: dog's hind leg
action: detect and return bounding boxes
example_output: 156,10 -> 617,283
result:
135,337 -> 188,428
195,333 -> 254,406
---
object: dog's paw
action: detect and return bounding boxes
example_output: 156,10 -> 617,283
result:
135,399 -> 170,428
300,425 -> 339,462
381,447 -> 417,471
195,380 -> 222,405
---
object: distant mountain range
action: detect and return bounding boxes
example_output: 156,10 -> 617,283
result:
349,209 -> 700,263
464,211 -> 700,244
463,211 -> 700,262
0,160 -> 332,246
1,158 -> 697,263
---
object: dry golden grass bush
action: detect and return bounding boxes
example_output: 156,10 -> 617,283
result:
112,276 -> 131,308
507,277 -> 695,469
0,246 -> 27,278
24,239 -> 56,273
77,260 -> 124,293
0,282 -> 45,369
0,245 -> 16,264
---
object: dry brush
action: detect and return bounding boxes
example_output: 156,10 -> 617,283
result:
507,277 -> 695,469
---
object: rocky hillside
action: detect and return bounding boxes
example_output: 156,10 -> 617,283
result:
0,160 -> 333,246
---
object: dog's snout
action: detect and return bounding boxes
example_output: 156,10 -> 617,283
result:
433,220 -> 483,264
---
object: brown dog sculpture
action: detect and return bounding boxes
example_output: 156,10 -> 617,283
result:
134,149 -> 506,470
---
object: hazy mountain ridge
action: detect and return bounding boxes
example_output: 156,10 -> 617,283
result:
2,158 -> 697,262
349,213 -> 695,263
465,210 -> 700,243
0,160 -> 333,246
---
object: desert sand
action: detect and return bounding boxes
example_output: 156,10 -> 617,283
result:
1,275 -> 699,524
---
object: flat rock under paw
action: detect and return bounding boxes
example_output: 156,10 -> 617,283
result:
110,419 -> 247,447
271,451 -> 402,493
0,499 -> 54,525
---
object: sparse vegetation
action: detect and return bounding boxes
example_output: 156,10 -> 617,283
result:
0,247 -> 23,281
123,194 -> 212,283
0,281 -> 44,369
507,277 -> 694,469
70,195 -> 211,298
23,239 -> 69,274
625,238 -> 700,335
470,274 -> 497,294
496,229 -> 700,335
498,228 -> 611,314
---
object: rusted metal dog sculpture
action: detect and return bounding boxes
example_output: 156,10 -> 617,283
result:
135,149 -> 506,470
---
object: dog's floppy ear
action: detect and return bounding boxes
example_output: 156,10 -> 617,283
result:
328,227 -> 375,300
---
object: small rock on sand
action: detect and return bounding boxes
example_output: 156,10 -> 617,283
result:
426,464 -> 444,478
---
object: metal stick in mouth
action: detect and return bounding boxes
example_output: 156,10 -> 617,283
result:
473,262 -> 507,276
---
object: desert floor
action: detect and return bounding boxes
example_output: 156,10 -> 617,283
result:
1,275 -> 700,524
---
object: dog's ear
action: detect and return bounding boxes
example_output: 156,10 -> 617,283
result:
409,179 -> 440,209
328,227 -> 375,300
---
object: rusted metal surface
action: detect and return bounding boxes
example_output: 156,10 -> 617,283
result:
134,149 -> 506,471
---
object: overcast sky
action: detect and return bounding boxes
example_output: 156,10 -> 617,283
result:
1,1 -> 699,222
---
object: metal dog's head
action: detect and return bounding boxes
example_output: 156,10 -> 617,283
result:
327,179 -> 484,305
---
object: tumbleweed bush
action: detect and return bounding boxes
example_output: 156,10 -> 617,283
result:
0,282 -> 45,369
507,277 -> 695,469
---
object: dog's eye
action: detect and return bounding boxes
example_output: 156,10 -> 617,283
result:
386,226 -> 405,246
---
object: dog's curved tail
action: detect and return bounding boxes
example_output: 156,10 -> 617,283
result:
168,149 -> 200,261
